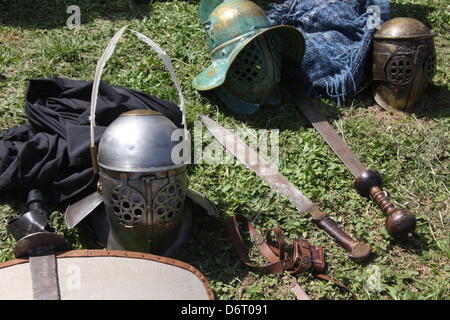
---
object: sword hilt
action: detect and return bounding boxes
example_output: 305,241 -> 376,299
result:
310,207 -> 371,262
354,170 -> 416,240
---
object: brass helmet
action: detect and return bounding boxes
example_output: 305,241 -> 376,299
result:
372,17 -> 436,113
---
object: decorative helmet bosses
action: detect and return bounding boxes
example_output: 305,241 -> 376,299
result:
97,110 -> 189,256
193,0 -> 305,114
373,17 -> 436,113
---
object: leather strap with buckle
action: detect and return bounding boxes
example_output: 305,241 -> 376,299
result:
227,214 -> 354,300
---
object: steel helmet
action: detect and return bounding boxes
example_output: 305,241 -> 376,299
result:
193,0 -> 305,114
64,27 -> 218,258
96,110 -> 189,255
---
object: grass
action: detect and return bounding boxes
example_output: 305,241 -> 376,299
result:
0,0 -> 449,300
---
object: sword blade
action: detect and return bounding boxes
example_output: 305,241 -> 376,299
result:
64,192 -> 103,229
291,93 -> 366,178
200,114 -> 315,212
29,254 -> 60,300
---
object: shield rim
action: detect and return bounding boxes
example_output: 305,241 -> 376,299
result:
0,249 -> 215,300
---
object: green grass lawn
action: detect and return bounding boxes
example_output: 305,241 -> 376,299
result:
0,0 -> 449,300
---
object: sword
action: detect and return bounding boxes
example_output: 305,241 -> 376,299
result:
200,114 -> 371,262
290,91 -> 416,240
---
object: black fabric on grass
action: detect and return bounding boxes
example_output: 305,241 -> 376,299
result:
0,77 -> 182,204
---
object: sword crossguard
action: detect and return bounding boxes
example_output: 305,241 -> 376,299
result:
354,170 -> 416,240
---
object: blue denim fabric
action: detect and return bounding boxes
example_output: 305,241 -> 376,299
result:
267,0 -> 390,104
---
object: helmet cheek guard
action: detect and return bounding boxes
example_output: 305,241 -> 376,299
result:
373,17 -> 436,113
193,0 -> 305,114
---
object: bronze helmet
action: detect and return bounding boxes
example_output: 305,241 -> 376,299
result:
193,0 -> 305,114
372,17 -> 436,113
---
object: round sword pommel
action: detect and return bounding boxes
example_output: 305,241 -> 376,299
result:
385,209 -> 416,240
348,242 -> 371,262
354,170 -> 382,196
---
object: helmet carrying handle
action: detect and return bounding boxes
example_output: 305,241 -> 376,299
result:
129,30 -> 189,140
89,25 -> 128,174
89,26 -> 189,174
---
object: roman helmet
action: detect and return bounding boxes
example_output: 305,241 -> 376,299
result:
64,27 -> 218,257
372,17 -> 436,113
193,0 -> 305,114
94,109 -> 189,255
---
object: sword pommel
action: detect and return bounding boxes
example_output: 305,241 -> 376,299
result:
385,209 -> 416,240
355,170 -> 416,240
348,242 -> 372,262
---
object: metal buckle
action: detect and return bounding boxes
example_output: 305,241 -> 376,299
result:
300,256 -> 312,270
